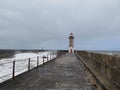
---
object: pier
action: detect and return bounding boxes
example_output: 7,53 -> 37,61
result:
0,51 -> 120,90
0,54 -> 92,90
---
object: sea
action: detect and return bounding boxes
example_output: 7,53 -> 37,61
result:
87,50 -> 120,55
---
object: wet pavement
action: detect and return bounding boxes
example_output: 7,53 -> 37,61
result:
0,54 -> 92,90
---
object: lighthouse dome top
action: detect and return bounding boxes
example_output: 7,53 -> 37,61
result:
69,33 -> 74,39
70,33 -> 73,35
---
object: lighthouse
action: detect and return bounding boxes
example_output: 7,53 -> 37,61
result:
68,33 -> 74,54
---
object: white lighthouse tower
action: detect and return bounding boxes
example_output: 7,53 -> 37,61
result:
68,33 -> 74,54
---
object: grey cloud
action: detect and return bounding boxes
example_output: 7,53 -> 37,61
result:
0,0 -> 120,50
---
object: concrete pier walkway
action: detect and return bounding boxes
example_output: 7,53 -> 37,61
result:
0,54 -> 92,90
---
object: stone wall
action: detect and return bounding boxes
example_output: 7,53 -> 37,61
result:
77,51 -> 120,87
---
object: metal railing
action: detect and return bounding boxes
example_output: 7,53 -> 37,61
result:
0,54 -> 56,83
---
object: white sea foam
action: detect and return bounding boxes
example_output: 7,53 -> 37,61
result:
0,51 -> 57,83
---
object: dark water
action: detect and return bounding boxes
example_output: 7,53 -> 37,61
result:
0,49 -> 44,59
0,50 -> 15,59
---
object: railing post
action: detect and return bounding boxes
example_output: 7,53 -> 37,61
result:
28,58 -> 30,71
50,54 -> 51,60
37,56 -> 39,67
47,55 -> 48,62
12,61 -> 15,79
43,57 -> 44,64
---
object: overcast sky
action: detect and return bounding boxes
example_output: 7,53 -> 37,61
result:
0,0 -> 120,50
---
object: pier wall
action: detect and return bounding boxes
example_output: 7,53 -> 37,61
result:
77,51 -> 120,88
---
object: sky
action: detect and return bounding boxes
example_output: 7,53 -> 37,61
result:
0,0 -> 120,50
